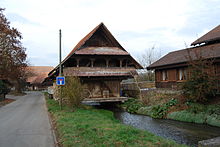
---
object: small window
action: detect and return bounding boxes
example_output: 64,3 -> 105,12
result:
178,68 -> 187,80
162,70 -> 168,81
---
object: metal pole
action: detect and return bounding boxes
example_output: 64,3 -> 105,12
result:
59,29 -> 62,110
59,29 -> 62,76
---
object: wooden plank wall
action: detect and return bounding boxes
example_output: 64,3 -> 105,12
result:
84,79 -> 121,98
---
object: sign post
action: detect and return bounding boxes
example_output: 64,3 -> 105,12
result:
58,29 -> 63,110
56,77 -> 65,86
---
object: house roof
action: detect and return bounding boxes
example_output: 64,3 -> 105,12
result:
191,25 -> 220,46
27,66 -> 53,84
147,42 -> 220,70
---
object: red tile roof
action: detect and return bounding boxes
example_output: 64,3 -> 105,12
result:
27,66 -> 53,84
191,25 -> 220,46
147,43 -> 220,70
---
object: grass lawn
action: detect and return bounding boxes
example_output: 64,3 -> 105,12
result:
45,95 -> 187,147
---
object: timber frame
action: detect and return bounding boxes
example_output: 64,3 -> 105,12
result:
47,23 -> 143,101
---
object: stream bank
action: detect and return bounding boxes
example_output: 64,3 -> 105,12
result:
121,97 -> 220,128
113,110 -> 220,147
96,103 -> 220,147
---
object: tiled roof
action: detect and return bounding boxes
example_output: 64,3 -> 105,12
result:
27,66 -> 53,84
147,43 -> 220,70
191,25 -> 220,46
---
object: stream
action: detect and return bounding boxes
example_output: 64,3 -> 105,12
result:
113,110 -> 220,147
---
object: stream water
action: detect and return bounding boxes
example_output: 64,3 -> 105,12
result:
113,110 -> 220,147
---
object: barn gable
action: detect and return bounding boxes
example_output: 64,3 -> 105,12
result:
49,23 -> 142,77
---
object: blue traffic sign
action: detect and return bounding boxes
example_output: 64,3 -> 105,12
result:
56,77 -> 65,85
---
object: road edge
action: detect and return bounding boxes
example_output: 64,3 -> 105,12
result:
42,92 -> 59,147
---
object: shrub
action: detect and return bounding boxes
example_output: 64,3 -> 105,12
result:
150,98 -> 178,119
0,80 -> 10,100
151,105 -> 168,118
182,58 -> 218,103
122,99 -> 143,113
59,76 -> 85,110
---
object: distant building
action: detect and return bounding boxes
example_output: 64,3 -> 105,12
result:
27,66 -> 53,90
48,23 -> 142,99
147,25 -> 220,89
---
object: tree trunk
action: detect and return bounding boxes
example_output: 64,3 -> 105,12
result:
14,79 -> 22,93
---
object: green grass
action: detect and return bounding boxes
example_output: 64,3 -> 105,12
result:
167,103 -> 220,127
45,95 -> 187,147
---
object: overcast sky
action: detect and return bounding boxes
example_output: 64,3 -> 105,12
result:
1,0 -> 220,67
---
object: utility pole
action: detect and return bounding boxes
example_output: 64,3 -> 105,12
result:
59,29 -> 62,76
59,29 -> 62,110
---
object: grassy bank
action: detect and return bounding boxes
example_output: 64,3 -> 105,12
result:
167,103 -> 220,127
45,95 -> 186,147
121,90 -> 220,127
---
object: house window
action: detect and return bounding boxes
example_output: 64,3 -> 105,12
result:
162,70 -> 168,81
178,68 -> 187,80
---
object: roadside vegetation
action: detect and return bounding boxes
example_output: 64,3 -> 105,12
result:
54,76 -> 86,111
45,93 -> 187,147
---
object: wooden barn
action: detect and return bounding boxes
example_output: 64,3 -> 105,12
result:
147,25 -> 220,89
48,23 -> 142,101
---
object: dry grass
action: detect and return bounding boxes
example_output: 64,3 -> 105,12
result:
141,89 -> 181,106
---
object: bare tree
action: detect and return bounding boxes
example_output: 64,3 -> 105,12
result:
139,45 -> 161,68
137,46 -> 161,82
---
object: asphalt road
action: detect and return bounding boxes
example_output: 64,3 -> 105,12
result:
0,91 -> 55,147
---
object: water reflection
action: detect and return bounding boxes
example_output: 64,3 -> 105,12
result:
114,111 -> 220,147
